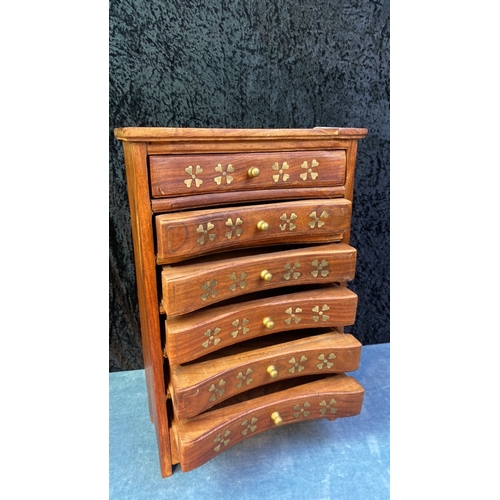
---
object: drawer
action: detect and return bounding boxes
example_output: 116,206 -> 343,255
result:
156,198 -> 351,265
161,243 -> 356,316
172,374 -> 364,472
149,150 -> 346,198
166,285 -> 358,364
170,332 -> 361,419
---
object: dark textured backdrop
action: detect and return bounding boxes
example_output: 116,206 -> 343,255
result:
109,0 -> 389,372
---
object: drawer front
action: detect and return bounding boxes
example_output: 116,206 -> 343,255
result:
173,375 -> 364,472
161,243 -> 356,316
166,285 -> 358,364
170,332 -> 361,419
156,199 -> 351,264
149,150 -> 346,198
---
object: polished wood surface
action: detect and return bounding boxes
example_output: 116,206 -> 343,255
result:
114,127 -> 367,477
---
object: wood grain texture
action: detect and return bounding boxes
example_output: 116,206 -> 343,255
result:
170,332 -> 361,419
166,284 -> 358,364
161,243 -> 357,316
172,374 -> 364,472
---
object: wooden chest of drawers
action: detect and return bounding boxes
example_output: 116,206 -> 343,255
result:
114,126 -> 368,477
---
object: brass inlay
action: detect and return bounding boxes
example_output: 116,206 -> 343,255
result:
316,353 -> 336,369
284,307 -> 302,325
293,402 -> 311,419
229,271 -> 248,291
260,270 -> 273,281
288,355 -> 307,374
225,217 -> 243,239
213,429 -> 231,452
208,379 -> 226,402
312,304 -> 330,322
311,259 -> 330,277
267,365 -> 278,379
263,317 -> 275,330
271,411 -> 283,426
272,161 -> 290,182
202,327 -> 222,349
236,368 -> 254,388
308,210 -> 329,228
283,262 -> 301,280
200,279 -> 218,301
214,163 -> 234,185
319,399 -> 338,415
196,222 -> 216,245
247,167 -> 260,178
241,417 -> 258,435
300,159 -> 319,180
230,318 -> 250,338
257,220 -> 269,231
184,165 -> 203,188
279,213 -> 297,231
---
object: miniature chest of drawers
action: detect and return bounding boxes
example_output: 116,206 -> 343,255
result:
114,126 -> 368,477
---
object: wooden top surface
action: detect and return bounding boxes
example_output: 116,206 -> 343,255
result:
114,127 -> 369,142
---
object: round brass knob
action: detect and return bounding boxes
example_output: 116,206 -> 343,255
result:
263,317 -> 275,330
260,270 -> 273,281
257,220 -> 269,231
271,411 -> 283,426
267,365 -> 278,379
248,167 -> 260,178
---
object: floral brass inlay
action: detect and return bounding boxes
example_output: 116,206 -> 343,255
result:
293,402 -> 311,418
316,353 -> 336,369
300,159 -> 319,180
312,304 -> 330,322
200,279 -> 218,301
241,417 -> 258,435
184,165 -> 203,188
279,213 -> 297,231
214,163 -> 234,185
319,399 -> 338,415
272,161 -> 290,182
208,379 -> 226,402
196,222 -> 216,245
229,271 -> 247,291
311,259 -> 329,277
308,210 -> 329,228
283,262 -> 301,280
235,368 -> 254,388
284,307 -> 302,325
225,217 -> 243,239
231,318 -> 250,338
202,327 -> 222,349
288,355 -> 307,374
213,429 -> 231,452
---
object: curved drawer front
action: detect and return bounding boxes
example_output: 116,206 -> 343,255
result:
149,150 -> 346,198
170,332 -> 361,419
173,375 -> 364,473
161,243 -> 356,316
156,199 -> 351,264
166,285 -> 358,364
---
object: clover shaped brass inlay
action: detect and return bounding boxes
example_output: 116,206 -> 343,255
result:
319,399 -> 338,415
214,163 -> 234,185
293,402 -> 311,419
201,327 -> 222,349
272,161 -> 290,182
200,279 -> 218,301
225,217 -> 243,239
229,271 -> 247,291
300,159 -> 319,180
235,368 -> 254,388
308,210 -> 328,228
288,355 -> 307,374
311,259 -> 329,278
230,318 -> 250,338
213,429 -> 231,452
241,417 -> 258,435
312,304 -> 330,322
196,222 -> 216,245
284,307 -> 302,325
208,379 -> 226,402
283,262 -> 301,280
279,213 -> 297,231
316,353 -> 336,369
184,165 -> 203,188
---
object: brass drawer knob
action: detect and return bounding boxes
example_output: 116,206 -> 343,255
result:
247,167 -> 260,178
263,317 -> 275,330
260,270 -> 273,281
267,365 -> 278,379
257,220 -> 269,231
271,411 -> 283,426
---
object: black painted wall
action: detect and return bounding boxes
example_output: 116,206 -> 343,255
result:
109,0 -> 389,372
